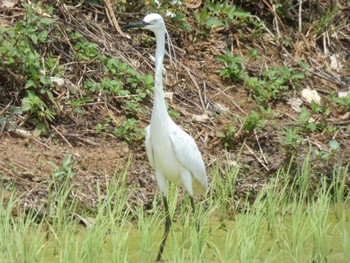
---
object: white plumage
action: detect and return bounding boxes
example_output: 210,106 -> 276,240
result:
123,13 -> 207,261
141,13 -> 207,197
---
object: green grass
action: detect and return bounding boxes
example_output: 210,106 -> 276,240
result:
0,158 -> 349,262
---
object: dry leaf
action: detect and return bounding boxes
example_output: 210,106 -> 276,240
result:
0,0 -> 18,8
287,97 -> 303,112
338,87 -> 350,98
329,54 -> 343,72
164,92 -> 174,101
192,114 -> 210,123
73,213 -> 96,228
50,77 -> 65,86
213,102 -> 230,114
339,112 -> 350,120
186,0 -> 202,9
301,88 -> 321,105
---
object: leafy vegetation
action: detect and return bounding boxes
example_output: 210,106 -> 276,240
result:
0,4 -> 57,135
195,1 -> 264,38
217,50 -> 306,103
219,107 -> 270,148
0,3 -> 153,140
0,158 -> 349,262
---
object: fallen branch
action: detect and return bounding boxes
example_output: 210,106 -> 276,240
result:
103,0 -> 129,38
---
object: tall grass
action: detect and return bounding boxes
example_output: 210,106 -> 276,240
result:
0,156 -> 349,262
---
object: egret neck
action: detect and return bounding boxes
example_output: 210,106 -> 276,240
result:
151,30 -> 169,125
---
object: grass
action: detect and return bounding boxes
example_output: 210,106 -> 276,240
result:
0,157 -> 349,263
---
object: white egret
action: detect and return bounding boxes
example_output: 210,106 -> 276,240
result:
123,13 -> 207,261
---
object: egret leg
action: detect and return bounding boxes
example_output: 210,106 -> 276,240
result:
190,196 -> 195,213
156,195 -> 171,262
190,196 -> 201,232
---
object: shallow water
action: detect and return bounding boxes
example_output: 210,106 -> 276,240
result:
37,207 -> 350,262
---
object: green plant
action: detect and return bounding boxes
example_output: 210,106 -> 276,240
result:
216,51 -> 245,81
245,66 -> 305,102
195,2 -> 257,35
0,4 -> 58,134
219,124 -> 237,148
280,128 -> 305,154
242,110 -> 268,135
297,105 -> 331,134
216,48 -> 305,103
1,6 -> 154,137
114,118 -> 144,142
329,93 -> 350,112
219,108 -> 269,148
21,91 -> 55,135
312,7 -> 340,37
46,155 -> 77,229
1,158 -> 350,262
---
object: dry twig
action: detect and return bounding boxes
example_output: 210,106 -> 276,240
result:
103,0 -> 129,38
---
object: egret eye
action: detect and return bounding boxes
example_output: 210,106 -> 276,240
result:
150,20 -> 157,24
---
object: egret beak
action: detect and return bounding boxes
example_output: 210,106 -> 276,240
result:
122,20 -> 149,30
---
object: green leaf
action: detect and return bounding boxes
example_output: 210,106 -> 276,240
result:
329,140 -> 340,151
34,122 -> 46,137
298,108 -> 311,123
40,75 -> 51,85
291,72 -> 305,79
21,98 -> 32,111
206,18 -> 225,28
180,23 -> 192,31
39,17 -> 55,26
30,34 -> 38,45
307,122 -> 317,132
228,9 -> 251,19
24,80 -> 36,89
38,30 -> 48,42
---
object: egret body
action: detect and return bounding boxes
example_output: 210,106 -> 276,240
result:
123,13 -> 207,261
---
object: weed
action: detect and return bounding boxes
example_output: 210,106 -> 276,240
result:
245,66 -> 304,103
114,118 -> 144,142
312,7 -> 340,38
0,5 -> 153,136
216,48 -> 305,103
195,2 -> 263,38
329,93 -> 350,112
218,124 -> 237,148
219,108 -> 269,148
46,155 -> 77,230
0,3 -> 57,134
216,51 -> 245,81
1,158 -> 350,262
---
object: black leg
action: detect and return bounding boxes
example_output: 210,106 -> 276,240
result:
156,195 -> 171,262
190,196 -> 195,213
190,196 -> 200,233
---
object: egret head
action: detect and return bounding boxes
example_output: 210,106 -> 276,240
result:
123,13 -> 165,33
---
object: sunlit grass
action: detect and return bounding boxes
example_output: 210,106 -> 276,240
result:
0,157 -> 349,262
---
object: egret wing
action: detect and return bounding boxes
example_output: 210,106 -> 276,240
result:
145,125 -> 155,168
169,123 -> 207,193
